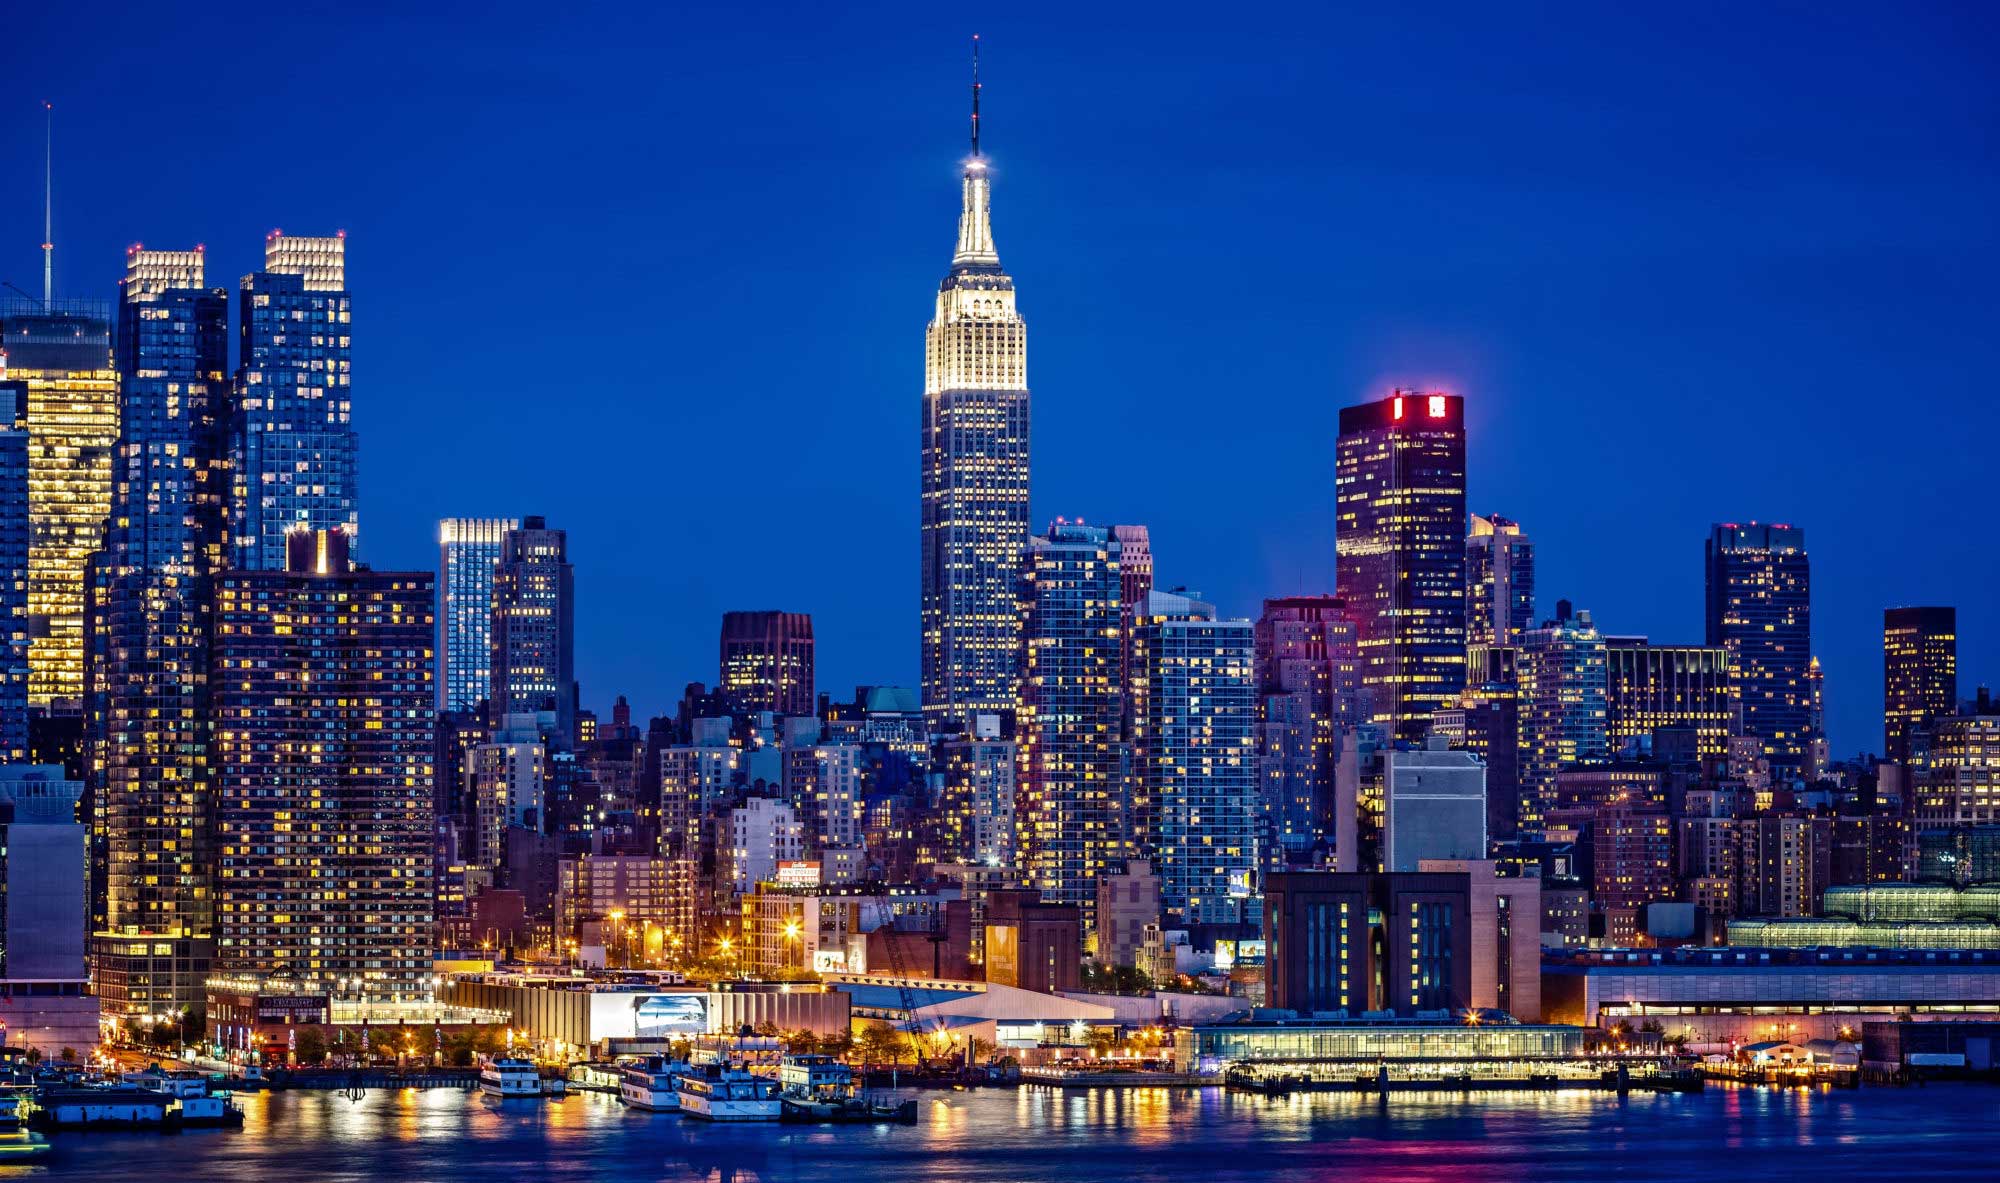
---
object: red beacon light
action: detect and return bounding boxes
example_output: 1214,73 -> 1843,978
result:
1392,396 -> 1405,420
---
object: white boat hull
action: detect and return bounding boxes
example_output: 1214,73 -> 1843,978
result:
679,1095 -> 781,1121
620,1085 -> 681,1112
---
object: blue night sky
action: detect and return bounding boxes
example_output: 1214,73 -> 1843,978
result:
7,3 -> 1997,755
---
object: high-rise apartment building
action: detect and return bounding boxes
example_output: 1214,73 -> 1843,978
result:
919,102 -> 1030,729
231,233 -> 356,569
211,529 -> 434,995
1884,606 -> 1956,765
1466,513 -> 1534,647
1517,607 -> 1608,830
1705,523 -> 1811,772
1336,390 -> 1467,743
0,380 -> 28,761
438,517 -> 516,713
1254,595 -> 1358,866
1016,522 -> 1123,928
719,610 -> 815,717
1602,636 -> 1733,760
0,297 -> 117,708
490,516 -> 576,746
1127,589 -> 1258,925
936,719 -> 1016,867
86,250 -> 232,1022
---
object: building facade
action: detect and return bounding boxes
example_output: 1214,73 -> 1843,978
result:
1602,637 -> 1733,760
490,516 -> 576,746
919,132 -> 1030,728
1516,608 -> 1608,829
1015,523 -> 1124,930
231,234 -> 356,570
438,517 -> 516,713
1254,595 -> 1357,866
86,250 -> 232,1024
1335,390 -> 1467,744
1884,606 -> 1956,765
0,380 -> 30,758
719,610 -> 815,717
1265,871 -> 1473,1017
1704,523 -> 1811,772
1465,513 -> 1534,647
0,297 -> 117,708
1127,589 -> 1258,925
211,529 -> 434,996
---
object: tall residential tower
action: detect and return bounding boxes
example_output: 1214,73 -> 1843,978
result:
232,233 -> 356,569
438,517 -> 516,713
1704,523 -> 1811,772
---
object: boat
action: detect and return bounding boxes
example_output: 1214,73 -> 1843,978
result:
676,1061 -> 781,1121
777,1053 -> 918,1124
478,1058 -> 544,1099
173,1093 -> 246,1129
619,1056 -> 691,1112
0,1091 -> 20,1130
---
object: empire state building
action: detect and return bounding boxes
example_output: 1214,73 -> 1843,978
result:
920,52 -> 1030,727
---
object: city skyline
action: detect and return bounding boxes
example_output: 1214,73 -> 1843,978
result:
6,7 -> 1998,755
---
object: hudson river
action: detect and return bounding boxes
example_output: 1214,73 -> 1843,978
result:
34,1083 -> 2000,1180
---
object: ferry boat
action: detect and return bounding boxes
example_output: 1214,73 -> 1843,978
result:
676,1061 -> 781,1121
479,1058 -> 544,1099
619,1056 -> 690,1112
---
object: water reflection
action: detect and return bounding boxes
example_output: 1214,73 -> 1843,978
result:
37,1083 -> 2000,1182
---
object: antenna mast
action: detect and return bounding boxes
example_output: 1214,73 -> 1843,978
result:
970,35 -> 981,158
42,101 -> 53,308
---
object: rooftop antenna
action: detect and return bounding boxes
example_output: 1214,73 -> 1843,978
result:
41,100 -> 53,308
970,34 -> 981,158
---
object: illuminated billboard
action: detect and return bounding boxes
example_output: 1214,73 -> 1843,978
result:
633,993 -> 708,1037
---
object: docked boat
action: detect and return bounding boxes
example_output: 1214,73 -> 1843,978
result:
676,1061 -> 781,1121
479,1057 -> 544,1099
0,1091 -> 20,1130
173,1093 -> 246,1129
777,1054 -> 917,1124
619,1056 -> 690,1112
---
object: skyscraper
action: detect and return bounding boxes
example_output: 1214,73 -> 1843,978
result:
490,515 -> 577,746
0,379 -> 28,762
1016,522 -> 1122,929
1254,595 -> 1358,866
232,232 -> 356,569
0,297 -> 117,708
1465,513 -> 1534,646
86,249 -> 231,1025
1336,390 -> 1467,744
1602,636 -> 1733,759
438,517 -> 516,713
719,610 -> 815,717
211,529 -> 434,995
1517,606 -> 1608,830
1704,523 -> 1811,771
1884,606 -> 1956,765
919,62 -> 1030,729
1128,589 -> 1258,925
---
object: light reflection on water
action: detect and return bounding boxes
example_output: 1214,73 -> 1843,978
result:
26,1082 -> 2000,1182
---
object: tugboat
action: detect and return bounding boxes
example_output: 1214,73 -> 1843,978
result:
675,1058 -> 781,1121
619,1055 -> 691,1113
478,1057 -> 544,1099
777,1054 -> 918,1125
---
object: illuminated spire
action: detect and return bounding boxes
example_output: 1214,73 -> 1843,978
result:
951,36 -> 1000,272
42,101 -> 53,307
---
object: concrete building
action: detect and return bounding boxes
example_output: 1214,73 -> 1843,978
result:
1253,595 -> 1357,865
983,888 -> 1081,994
1264,871 -> 1472,1017
1094,859 -> 1161,970
554,854 -> 673,952
1884,607 -> 1956,765
1544,945 -> 2000,1045
935,720 -> 1015,867
210,529 -> 435,996
0,764 -> 97,1055
469,717 -> 547,872
1421,858 -> 1542,1020
1517,607 -> 1608,830
722,796 -> 805,897
0,382 -> 24,762
490,516 -> 576,747
1602,637 -> 1733,761
1383,737 -> 1487,872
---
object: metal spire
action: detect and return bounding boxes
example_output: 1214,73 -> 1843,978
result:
970,35 -> 981,158
42,101 -> 53,307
